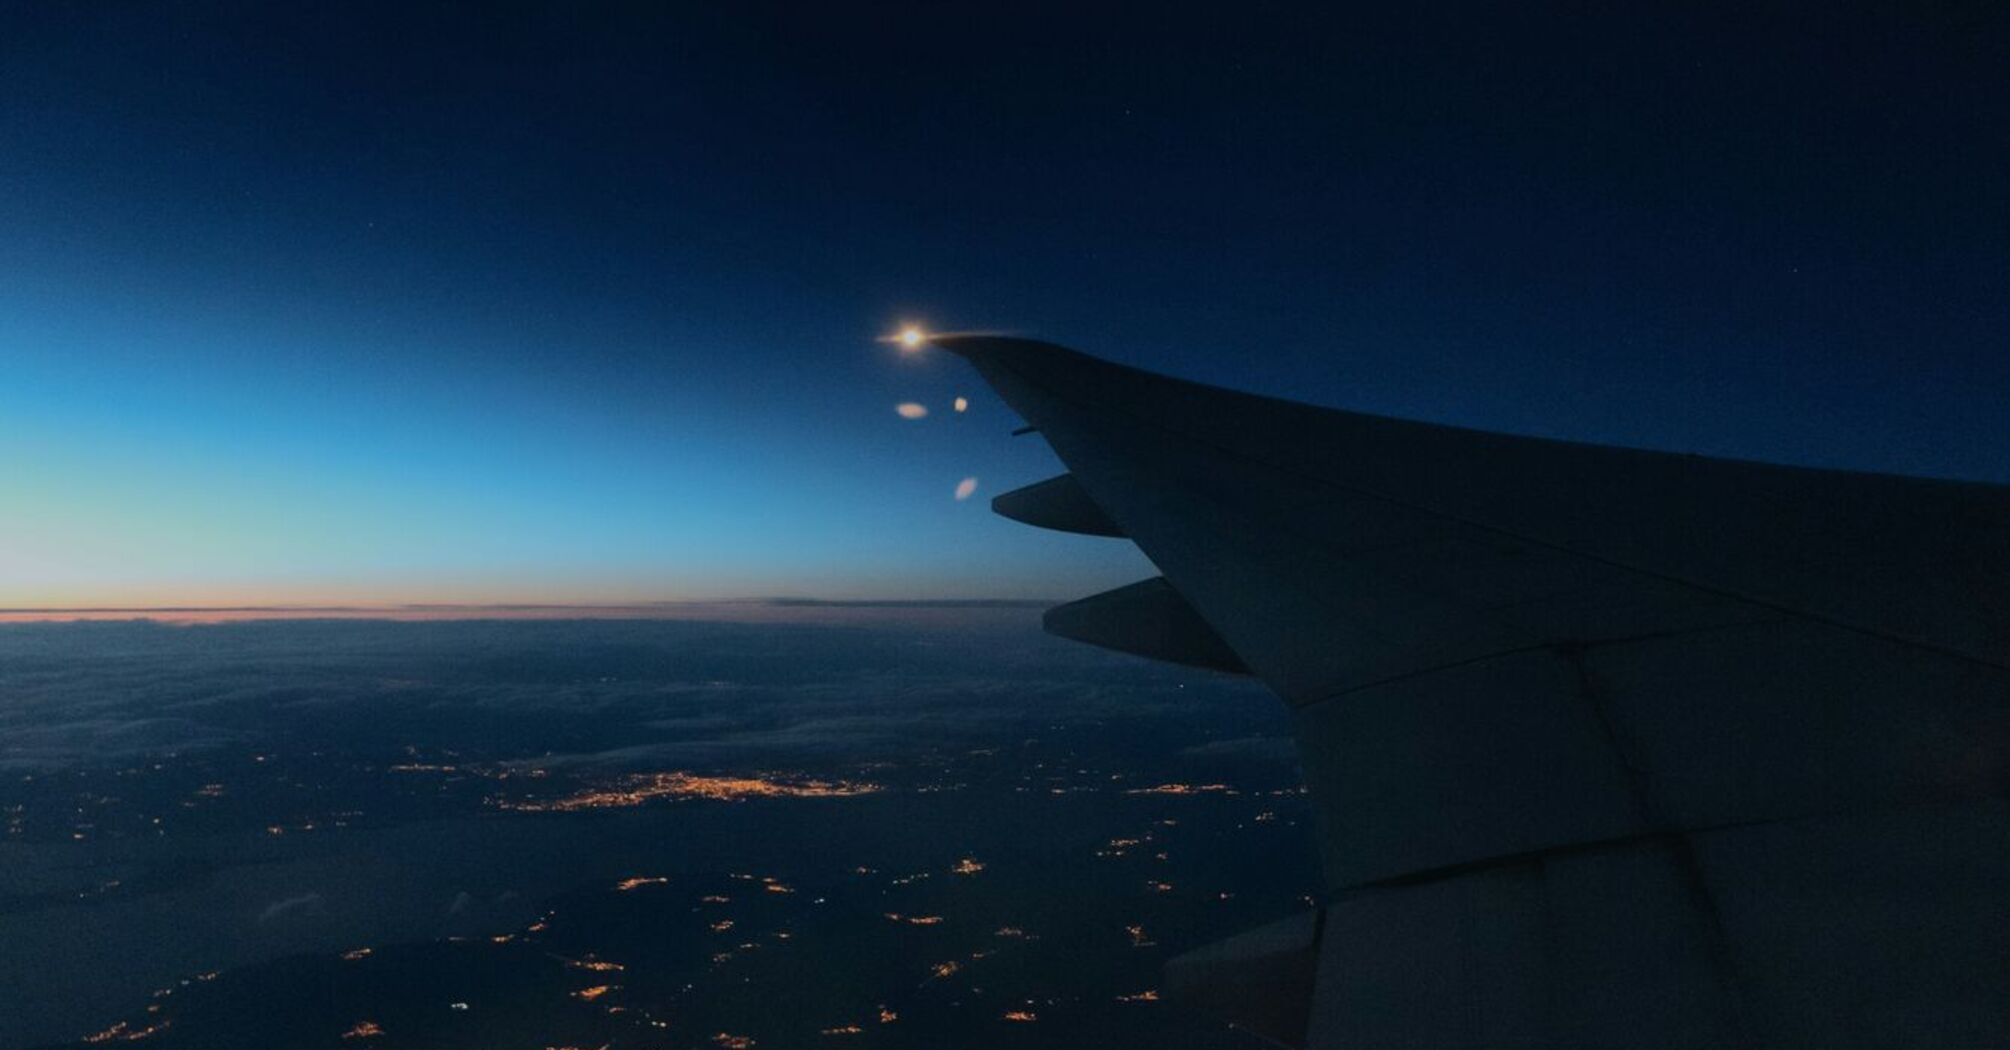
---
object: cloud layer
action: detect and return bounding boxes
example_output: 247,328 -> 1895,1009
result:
0,614 -> 1287,773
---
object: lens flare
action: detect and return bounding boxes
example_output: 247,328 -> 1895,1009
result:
895,403 -> 928,419
954,477 -> 978,501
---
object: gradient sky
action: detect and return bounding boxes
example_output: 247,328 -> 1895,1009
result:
2,3 -> 2005,606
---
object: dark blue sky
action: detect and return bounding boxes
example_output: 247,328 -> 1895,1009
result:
2,3 -> 2004,604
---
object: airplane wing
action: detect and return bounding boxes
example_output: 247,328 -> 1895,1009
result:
935,334 -> 2010,1049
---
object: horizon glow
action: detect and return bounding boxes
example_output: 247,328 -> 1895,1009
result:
3,7 -> 2002,607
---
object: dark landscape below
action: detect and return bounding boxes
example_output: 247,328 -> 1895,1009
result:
0,610 -> 1316,1048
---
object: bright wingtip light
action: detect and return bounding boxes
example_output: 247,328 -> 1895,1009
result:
896,326 -> 926,351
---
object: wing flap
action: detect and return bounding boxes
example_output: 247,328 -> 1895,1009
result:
1309,839 -> 1745,1049
1164,910 -> 1321,1048
991,474 -> 1126,537
1044,577 -> 1249,675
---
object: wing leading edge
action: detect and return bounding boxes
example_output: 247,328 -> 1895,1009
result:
937,334 -> 2010,1050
